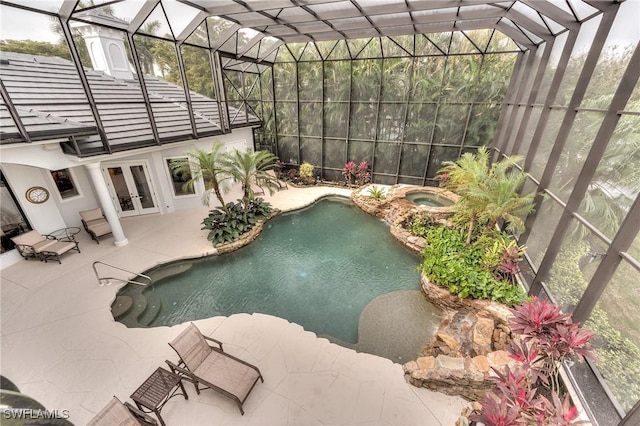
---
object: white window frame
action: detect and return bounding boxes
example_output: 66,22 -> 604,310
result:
164,156 -> 200,199
48,167 -> 83,202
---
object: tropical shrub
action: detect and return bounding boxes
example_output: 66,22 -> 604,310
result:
299,162 -> 314,179
437,146 -> 536,245
368,185 -> 386,201
297,162 -> 316,185
471,297 -> 595,426
545,241 -> 640,411
355,160 -> 371,186
169,142 -> 233,211
202,198 -> 272,245
342,161 -> 356,186
479,235 -> 527,285
224,149 -> 277,220
419,225 -> 526,305
406,211 -> 438,236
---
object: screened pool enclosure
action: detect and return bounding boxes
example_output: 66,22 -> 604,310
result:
0,1 -> 639,424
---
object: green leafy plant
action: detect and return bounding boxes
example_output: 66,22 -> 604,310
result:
437,146 -> 536,245
481,237 -> 527,285
201,198 -> 272,245
407,212 -> 437,237
368,185 -> 386,201
224,149 -> 277,220
420,225 -> 525,305
299,162 -> 314,179
297,162 -> 316,185
545,241 -> 640,410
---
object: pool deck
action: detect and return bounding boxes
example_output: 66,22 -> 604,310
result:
0,184 -> 468,425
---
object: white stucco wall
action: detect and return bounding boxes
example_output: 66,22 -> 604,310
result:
0,129 -> 256,270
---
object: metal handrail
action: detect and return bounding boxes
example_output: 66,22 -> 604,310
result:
92,261 -> 152,286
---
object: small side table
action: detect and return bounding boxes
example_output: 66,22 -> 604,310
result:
130,367 -> 188,426
48,227 -> 81,243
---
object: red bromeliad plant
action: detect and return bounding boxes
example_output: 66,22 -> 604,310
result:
471,297 -> 595,425
355,160 -> 371,186
342,161 -> 356,186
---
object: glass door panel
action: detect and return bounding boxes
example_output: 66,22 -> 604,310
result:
104,162 -> 159,216
107,167 -> 135,213
130,165 -> 156,209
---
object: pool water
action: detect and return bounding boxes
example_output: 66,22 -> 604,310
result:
128,198 -> 423,344
406,192 -> 454,207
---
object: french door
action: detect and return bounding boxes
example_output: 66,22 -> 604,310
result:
103,161 -> 159,217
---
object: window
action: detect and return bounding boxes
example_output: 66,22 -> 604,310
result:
166,158 -> 195,196
1,170 -> 30,253
50,168 -> 80,199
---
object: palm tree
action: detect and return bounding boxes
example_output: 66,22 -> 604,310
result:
170,142 -> 232,211
476,162 -> 536,233
439,146 -> 535,244
225,149 -> 277,219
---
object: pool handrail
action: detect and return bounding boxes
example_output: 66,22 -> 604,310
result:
92,261 -> 152,286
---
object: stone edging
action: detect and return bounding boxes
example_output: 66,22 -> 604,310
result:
351,185 -> 522,401
214,187 -> 353,254
214,209 -> 281,254
402,275 -> 517,400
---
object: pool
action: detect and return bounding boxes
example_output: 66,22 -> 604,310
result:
116,198 -> 436,349
406,191 -> 455,207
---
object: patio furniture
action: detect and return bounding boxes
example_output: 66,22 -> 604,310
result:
48,226 -> 81,243
87,396 -> 158,426
10,230 -> 80,264
130,367 -> 188,426
80,208 -> 112,243
249,178 -> 265,196
266,169 -> 288,190
166,323 -> 263,415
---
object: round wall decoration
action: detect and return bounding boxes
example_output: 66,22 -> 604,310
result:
25,186 -> 50,204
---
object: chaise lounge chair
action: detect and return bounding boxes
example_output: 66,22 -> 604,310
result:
266,169 -> 288,190
166,323 -> 263,415
249,178 -> 265,196
11,230 -> 80,264
87,396 -> 157,426
80,208 -> 112,244
259,169 -> 288,191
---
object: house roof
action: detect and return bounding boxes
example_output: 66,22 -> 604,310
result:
0,51 -> 259,156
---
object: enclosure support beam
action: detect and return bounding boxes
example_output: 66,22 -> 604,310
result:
370,58 -> 385,181
0,80 -> 31,143
510,38 -> 555,159
527,5 -> 620,296
518,28 -> 577,244
570,42 -> 640,322
492,51 -> 524,158
59,15 -> 111,154
394,58 -> 415,184
175,43 -> 199,138
127,33 -> 161,145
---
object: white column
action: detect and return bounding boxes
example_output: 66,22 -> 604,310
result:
84,162 -> 128,246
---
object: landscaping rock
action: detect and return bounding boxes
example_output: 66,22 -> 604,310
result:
472,317 -> 494,355
487,350 -> 512,366
472,355 -> 490,373
436,332 -> 460,352
417,356 -> 436,369
436,355 -> 465,370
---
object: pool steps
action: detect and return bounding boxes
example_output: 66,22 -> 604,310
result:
111,285 -> 162,327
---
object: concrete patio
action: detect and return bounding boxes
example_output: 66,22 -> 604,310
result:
1,185 -> 467,425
